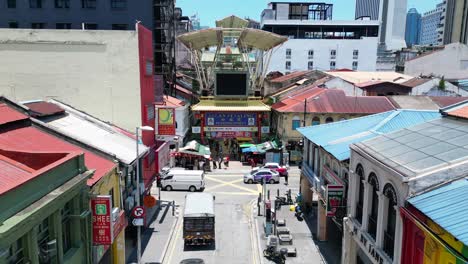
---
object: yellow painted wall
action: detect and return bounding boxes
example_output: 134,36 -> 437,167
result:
90,167 -> 126,264
276,112 -> 364,141
424,220 -> 467,264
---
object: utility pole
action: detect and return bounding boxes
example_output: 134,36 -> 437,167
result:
303,98 -> 307,127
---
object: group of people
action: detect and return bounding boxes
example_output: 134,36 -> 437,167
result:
212,156 -> 230,169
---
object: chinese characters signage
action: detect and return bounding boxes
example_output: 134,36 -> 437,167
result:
91,196 -> 113,245
210,131 -> 252,138
326,185 -> 344,217
157,108 -> 176,135
205,113 -> 256,126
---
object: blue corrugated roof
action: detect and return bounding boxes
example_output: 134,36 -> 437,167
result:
297,110 -> 441,161
408,178 -> 468,245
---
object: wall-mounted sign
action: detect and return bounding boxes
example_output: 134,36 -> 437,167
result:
210,131 -> 252,138
205,113 -> 256,126
326,185 -> 344,217
91,196 -> 113,245
204,127 -> 258,132
192,126 -> 201,134
157,108 -> 176,135
261,126 -> 270,134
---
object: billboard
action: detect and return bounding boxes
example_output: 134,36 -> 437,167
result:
215,72 -> 248,97
91,196 -> 113,245
326,185 -> 344,217
157,108 -> 176,135
205,113 -> 256,127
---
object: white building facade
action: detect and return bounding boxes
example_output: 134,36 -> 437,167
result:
261,2 -> 379,73
420,2 -> 445,46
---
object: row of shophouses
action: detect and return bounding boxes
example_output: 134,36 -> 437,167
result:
0,96 -> 170,263
297,99 -> 468,264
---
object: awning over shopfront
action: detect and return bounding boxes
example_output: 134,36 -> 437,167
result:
241,141 -> 279,154
191,100 -> 271,112
171,140 -> 211,159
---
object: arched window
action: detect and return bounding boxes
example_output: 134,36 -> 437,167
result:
292,116 -> 301,130
312,116 -> 320,126
325,117 -> 334,123
355,164 -> 364,224
368,173 -> 379,240
383,184 -> 397,259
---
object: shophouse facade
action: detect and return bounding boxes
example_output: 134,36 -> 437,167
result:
297,110 -> 441,244
343,116 -> 468,264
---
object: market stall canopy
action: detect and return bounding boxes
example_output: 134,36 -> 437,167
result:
216,15 -> 249,29
177,28 -> 287,51
175,140 -> 211,159
239,143 -> 255,148
191,100 -> 271,112
242,141 -> 279,154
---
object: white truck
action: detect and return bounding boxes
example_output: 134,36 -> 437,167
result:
183,193 -> 215,246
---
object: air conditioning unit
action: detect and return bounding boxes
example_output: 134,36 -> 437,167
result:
112,207 -> 120,222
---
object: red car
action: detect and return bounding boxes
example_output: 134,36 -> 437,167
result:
258,162 -> 288,176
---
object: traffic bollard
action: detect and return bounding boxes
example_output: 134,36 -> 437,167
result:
172,200 -> 175,216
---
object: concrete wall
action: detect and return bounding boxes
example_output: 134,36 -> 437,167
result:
404,43 -> 468,80
410,78 -> 468,96
325,78 -> 364,96
267,38 -> 378,73
0,29 -> 142,130
0,0 -> 153,30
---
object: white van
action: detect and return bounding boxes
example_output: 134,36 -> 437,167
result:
161,170 -> 205,192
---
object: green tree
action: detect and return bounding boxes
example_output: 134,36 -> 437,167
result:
438,77 -> 446,91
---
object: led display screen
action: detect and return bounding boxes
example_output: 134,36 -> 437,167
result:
215,72 -> 248,96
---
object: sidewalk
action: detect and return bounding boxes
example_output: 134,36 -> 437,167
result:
254,200 -> 326,264
126,200 -> 178,264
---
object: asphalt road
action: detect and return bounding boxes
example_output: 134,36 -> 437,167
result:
162,171 -> 263,264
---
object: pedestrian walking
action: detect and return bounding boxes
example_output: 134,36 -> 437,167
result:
284,173 -> 289,185
218,156 -> 222,169
212,158 -> 217,169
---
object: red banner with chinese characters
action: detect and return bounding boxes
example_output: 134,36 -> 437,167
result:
157,108 -> 176,135
91,196 -> 113,245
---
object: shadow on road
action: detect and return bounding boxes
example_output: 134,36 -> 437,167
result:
183,243 -> 216,251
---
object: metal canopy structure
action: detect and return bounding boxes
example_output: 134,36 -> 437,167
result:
216,15 -> 249,29
177,20 -> 287,95
177,28 -> 287,51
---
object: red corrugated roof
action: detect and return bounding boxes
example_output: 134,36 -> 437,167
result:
269,71 -> 310,83
272,88 -> 396,113
447,105 -> 468,119
430,96 -> 468,108
0,126 -> 116,187
24,101 -> 65,117
0,150 -> 80,195
0,103 -> 28,125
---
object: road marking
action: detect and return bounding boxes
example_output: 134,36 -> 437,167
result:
205,178 -> 244,191
205,176 -> 258,194
257,183 -> 262,194
165,211 -> 183,264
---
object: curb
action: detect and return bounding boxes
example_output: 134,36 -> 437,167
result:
158,208 -> 179,264
250,199 -> 265,264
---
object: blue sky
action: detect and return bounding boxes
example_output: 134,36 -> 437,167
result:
177,0 -> 440,27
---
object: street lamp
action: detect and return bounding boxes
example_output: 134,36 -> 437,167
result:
135,125 -> 154,264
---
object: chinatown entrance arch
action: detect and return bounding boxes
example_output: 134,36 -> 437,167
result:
177,15 -> 287,159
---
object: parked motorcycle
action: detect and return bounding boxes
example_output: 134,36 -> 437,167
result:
263,246 -> 287,264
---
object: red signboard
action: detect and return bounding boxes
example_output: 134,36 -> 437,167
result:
91,196 -> 113,245
157,108 -> 176,135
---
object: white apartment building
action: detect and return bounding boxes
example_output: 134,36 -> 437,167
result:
420,2 -> 445,46
261,2 -> 379,73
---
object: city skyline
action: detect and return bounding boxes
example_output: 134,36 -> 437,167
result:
178,0 -> 441,27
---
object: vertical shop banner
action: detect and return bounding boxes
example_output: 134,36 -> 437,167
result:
91,196 -> 114,245
157,108 -> 176,135
326,185 -> 344,217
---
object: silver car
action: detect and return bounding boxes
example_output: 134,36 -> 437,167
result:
244,169 -> 280,184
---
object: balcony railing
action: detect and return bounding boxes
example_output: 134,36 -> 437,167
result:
368,215 -> 377,240
383,231 -> 395,259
